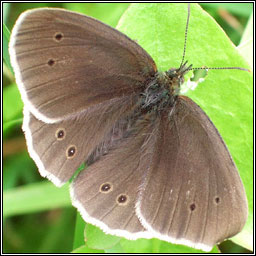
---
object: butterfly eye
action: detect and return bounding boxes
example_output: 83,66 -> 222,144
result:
54,32 -> 63,42
66,145 -> 77,159
100,183 -> 112,193
116,194 -> 129,205
55,128 -> 65,140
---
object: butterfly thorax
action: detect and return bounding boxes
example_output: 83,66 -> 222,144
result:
140,64 -> 189,113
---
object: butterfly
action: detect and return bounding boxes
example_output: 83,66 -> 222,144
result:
9,3 -> 248,251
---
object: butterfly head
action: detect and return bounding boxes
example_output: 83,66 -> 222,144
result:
166,61 -> 192,95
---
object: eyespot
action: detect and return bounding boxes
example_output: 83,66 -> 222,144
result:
215,197 -> 220,204
189,203 -> 196,211
55,128 -> 65,140
100,183 -> 113,193
66,145 -> 77,159
116,194 -> 129,206
48,59 -> 55,66
54,32 -> 63,42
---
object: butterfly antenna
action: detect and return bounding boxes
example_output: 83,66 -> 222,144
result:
179,3 -> 191,69
188,66 -> 250,72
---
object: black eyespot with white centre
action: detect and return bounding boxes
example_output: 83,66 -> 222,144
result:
100,183 -> 113,193
66,145 -> 77,159
55,128 -> 66,140
116,194 -> 129,206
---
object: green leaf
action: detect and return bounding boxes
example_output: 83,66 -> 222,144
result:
3,81 -> 23,136
84,224 -> 120,250
73,213 -> 86,249
63,3 -> 129,27
118,3 -> 252,252
71,245 -> 104,253
3,3 -> 11,24
120,239 -> 219,253
238,11 -> 253,68
3,23 -> 12,73
37,208 -> 75,253
3,152 -> 35,190
3,181 -> 71,217
104,242 -> 125,253
3,83 -> 23,124
3,119 -> 23,139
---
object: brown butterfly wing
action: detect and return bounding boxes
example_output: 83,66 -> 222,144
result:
71,116 -> 157,238
136,96 -> 248,251
23,96 -> 137,186
10,8 -> 156,123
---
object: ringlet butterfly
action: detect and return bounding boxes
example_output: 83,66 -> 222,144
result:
9,3 -> 248,252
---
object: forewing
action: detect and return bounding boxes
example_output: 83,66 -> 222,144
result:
9,8 -> 156,123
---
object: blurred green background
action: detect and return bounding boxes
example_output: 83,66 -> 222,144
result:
3,3 -> 253,253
